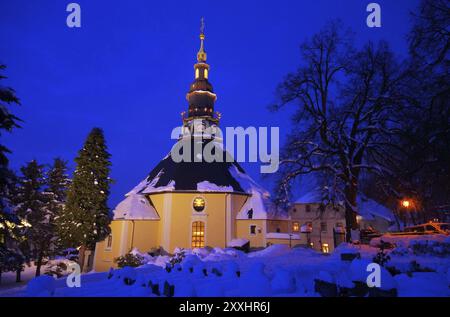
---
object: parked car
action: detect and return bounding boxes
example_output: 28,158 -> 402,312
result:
401,222 -> 450,235
360,227 -> 382,244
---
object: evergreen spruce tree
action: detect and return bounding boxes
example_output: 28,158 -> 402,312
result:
14,160 -> 53,277
0,64 -> 21,167
0,64 -> 23,282
57,128 -> 112,258
47,158 -> 70,251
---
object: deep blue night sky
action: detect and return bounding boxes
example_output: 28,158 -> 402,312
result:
0,0 -> 418,207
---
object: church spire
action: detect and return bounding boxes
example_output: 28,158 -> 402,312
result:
197,17 -> 207,63
185,18 -> 217,119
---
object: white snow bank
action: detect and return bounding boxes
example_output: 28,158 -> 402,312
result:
395,272 -> 450,296
248,244 -> 291,258
227,239 -> 249,248
333,243 -> 361,255
238,262 -> 271,296
26,275 -> 56,297
271,267 -> 296,294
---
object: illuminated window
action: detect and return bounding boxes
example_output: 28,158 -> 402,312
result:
204,68 -> 208,79
322,243 -> 330,253
193,197 -> 205,212
191,221 -> 205,248
195,68 -> 199,79
106,234 -> 112,250
250,225 -> 257,235
292,222 -> 300,232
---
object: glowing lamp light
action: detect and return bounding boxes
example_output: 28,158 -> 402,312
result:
401,200 -> 411,208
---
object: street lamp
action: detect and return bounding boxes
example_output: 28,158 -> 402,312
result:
401,199 -> 411,208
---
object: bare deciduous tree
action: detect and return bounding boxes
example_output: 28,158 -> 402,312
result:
272,22 -> 408,241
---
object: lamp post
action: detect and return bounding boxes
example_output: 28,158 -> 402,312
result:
401,198 -> 417,225
401,199 -> 410,208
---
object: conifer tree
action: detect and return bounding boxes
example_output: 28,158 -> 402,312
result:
48,158 -> 70,250
14,160 -> 53,277
0,64 -> 23,282
57,128 -> 112,254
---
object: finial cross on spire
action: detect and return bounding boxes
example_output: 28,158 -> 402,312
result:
200,17 -> 205,35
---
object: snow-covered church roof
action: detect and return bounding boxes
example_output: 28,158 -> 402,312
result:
114,140 -> 281,220
128,141 -> 247,195
113,194 -> 159,220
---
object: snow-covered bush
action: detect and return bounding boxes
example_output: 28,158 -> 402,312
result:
391,245 -> 410,256
372,246 -> 391,267
114,253 -> 145,268
410,240 -> 450,257
148,246 -> 169,257
407,260 -> 435,276
167,248 -> 186,270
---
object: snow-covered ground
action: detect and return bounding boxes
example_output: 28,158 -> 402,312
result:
1,238 -> 449,297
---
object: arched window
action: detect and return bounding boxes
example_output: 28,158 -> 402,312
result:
195,68 -> 199,79
191,221 -> 205,248
204,68 -> 208,79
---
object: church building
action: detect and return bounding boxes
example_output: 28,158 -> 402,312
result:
93,22 -> 286,272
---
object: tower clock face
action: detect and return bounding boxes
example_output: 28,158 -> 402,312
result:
193,197 -> 205,212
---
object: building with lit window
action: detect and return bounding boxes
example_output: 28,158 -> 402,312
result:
286,187 -> 396,253
93,22 -> 284,272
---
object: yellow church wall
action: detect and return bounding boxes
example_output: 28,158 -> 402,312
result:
94,220 -> 160,272
154,192 -> 227,252
129,220 -> 160,252
149,192 -> 250,253
236,219 -> 266,248
94,220 -> 128,272
94,191 -> 259,272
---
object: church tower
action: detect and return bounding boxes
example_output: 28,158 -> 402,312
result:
182,18 -> 221,139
